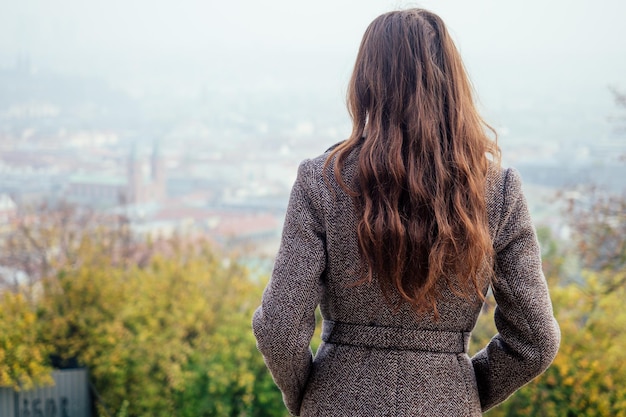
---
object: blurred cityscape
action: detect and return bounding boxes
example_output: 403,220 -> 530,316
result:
0,57 -> 625,259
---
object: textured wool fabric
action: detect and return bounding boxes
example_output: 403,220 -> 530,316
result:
252,148 -> 560,416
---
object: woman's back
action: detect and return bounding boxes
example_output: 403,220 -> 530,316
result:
313,147 -> 487,330
252,8 -> 560,416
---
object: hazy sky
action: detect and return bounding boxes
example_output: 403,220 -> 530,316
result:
1,0 -> 625,104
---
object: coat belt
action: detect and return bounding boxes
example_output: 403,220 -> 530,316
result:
321,320 -> 470,354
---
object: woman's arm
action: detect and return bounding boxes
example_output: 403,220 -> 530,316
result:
472,168 -> 561,411
252,159 -> 326,416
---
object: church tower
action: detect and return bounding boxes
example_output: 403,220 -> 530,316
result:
125,141 -> 166,205
128,143 -> 143,204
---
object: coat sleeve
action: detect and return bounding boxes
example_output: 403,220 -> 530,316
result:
252,159 -> 326,416
471,168 -> 560,411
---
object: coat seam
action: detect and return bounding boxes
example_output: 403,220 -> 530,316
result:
457,354 -> 473,417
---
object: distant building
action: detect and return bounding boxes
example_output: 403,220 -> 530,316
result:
65,142 -> 166,207
132,204 -> 281,254
127,142 -> 166,205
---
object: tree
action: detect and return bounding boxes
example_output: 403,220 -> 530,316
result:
0,291 -> 52,390
0,205 -> 287,416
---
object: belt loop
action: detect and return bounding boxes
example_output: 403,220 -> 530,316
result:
463,331 -> 471,354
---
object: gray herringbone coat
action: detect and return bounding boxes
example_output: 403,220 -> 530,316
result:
253,149 -> 560,416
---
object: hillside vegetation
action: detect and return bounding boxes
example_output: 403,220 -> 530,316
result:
0,193 -> 624,416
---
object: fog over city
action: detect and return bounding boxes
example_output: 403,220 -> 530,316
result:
1,0 -> 625,254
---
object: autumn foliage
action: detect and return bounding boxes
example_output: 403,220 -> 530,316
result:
1,188 -> 625,416
0,206 -> 285,416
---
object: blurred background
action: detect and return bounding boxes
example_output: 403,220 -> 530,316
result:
0,1 -> 624,416
1,0 -> 624,253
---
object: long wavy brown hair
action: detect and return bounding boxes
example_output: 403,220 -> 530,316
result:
326,9 -> 500,316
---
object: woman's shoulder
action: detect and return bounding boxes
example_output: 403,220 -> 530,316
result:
486,163 -> 524,202
297,141 -> 355,178
485,163 -> 530,241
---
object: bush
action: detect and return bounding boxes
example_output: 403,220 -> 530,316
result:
0,206 -> 286,416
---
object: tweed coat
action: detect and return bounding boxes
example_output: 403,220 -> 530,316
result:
252,148 -> 560,416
